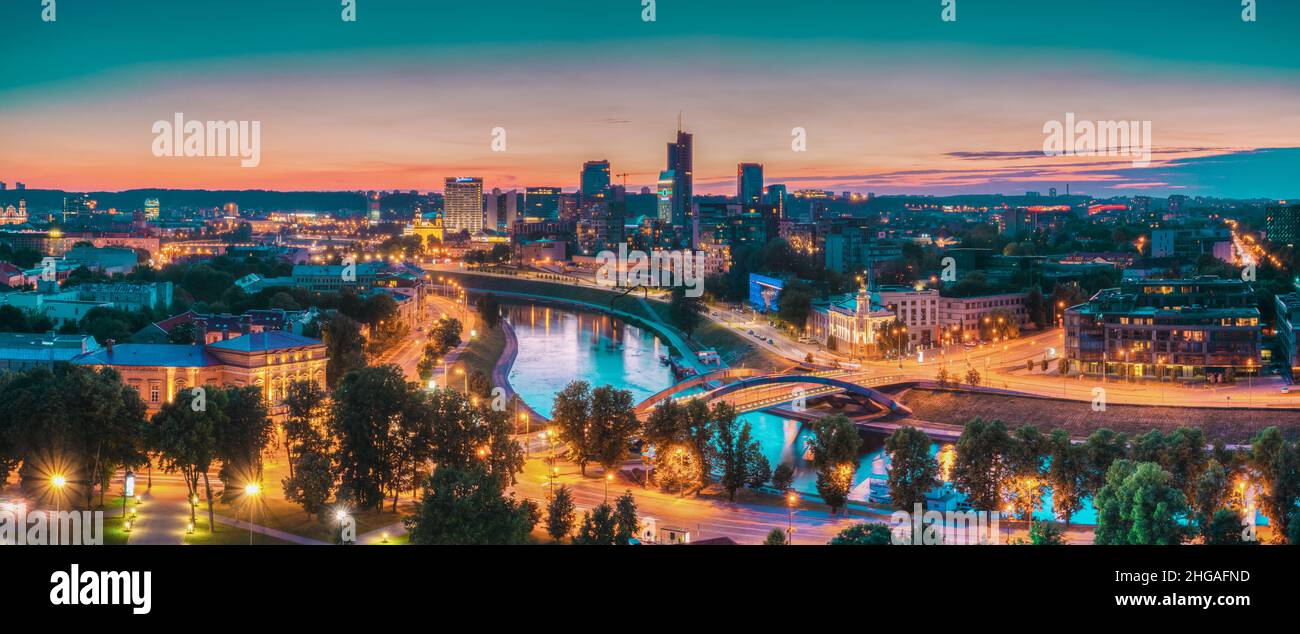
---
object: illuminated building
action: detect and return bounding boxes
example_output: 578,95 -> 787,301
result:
581,160 -> 611,199
524,186 -> 561,221
737,163 -> 763,205
1064,278 -> 1261,381
444,177 -> 484,234
665,129 -> 692,227
144,197 -> 160,220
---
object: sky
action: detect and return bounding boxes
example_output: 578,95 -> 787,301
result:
2,0 -> 1298,198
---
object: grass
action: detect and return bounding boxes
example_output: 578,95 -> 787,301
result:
235,492 -> 409,543
457,320 -> 508,381
183,522 -> 295,546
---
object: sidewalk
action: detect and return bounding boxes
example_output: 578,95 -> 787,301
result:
124,493 -> 189,545
213,514 -> 330,545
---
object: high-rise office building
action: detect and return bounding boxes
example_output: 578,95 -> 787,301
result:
765,184 -> 787,218
666,129 -> 693,227
144,198 -> 160,220
581,160 -> 611,199
524,187 -> 561,220
1267,204 -> 1300,248
443,177 -> 484,234
657,171 -> 676,225
737,163 -> 763,205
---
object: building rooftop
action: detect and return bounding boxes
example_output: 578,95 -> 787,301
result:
207,330 -> 322,353
74,343 -> 217,367
0,333 -> 100,362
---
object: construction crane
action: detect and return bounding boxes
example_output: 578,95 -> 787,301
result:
615,172 -> 656,189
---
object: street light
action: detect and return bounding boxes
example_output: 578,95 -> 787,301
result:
786,492 -> 798,543
51,474 -> 66,513
605,473 -> 614,502
244,483 -> 261,545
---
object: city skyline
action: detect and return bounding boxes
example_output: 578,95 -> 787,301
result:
2,1 -> 1299,197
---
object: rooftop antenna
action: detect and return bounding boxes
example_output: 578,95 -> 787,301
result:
677,111 -> 683,132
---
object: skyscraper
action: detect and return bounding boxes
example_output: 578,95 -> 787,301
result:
524,187 -> 561,220
765,184 -> 787,218
657,171 -> 676,225
443,177 -> 484,234
666,129 -> 693,227
581,160 -> 611,199
1267,204 -> 1300,248
737,162 -> 763,205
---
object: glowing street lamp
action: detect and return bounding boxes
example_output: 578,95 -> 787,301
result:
786,492 -> 799,541
244,483 -> 261,545
51,474 -> 66,513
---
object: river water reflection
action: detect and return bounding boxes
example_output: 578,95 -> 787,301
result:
506,305 -> 1111,523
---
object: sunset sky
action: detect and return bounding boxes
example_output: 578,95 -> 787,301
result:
2,0 -> 1298,197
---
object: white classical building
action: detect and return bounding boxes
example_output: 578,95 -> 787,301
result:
805,287 -> 897,358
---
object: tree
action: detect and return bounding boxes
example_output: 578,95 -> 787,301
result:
952,418 -> 1013,511
1203,509 -> 1251,545
329,365 -> 418,511
1046,429 -> 1088,526
321,313 -> 367,387
711,402 -> 766,501
589,385 -> 640,473
654,444 -> 703,494
572,502 -> 619,545
1093,460 -> 1189,545
1027,521 -> 1065,545
282,379 -> 329,479
404,465 -> 539,545
551,380 -> 596,475
809,415 -> 861,514
771,463 -> 795,493
1193,459 -> 1230,536
884,426 -> 938,511
1246,427 -> 1300,542
613,491 -> 639,545
148,390 -> 218,530
214,386 -> 275,503
281,431 -> 334,519
424,387 -> 523,488
763,528 -> 789,545
1,365 -> 148,511
828,523 -> 892,545
1005,425 -> 1047,522
1082,428 -> 1129,494
545,484 -> 576,542
167,321 -> 199,344
643,397 -> 714,475
964,368 -> 981,387
935,366 -> 953,388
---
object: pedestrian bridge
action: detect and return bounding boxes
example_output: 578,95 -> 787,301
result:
633,368 -> 763,415
636,371 -> 912,417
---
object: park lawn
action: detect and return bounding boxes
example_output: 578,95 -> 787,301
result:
183,523 -> 295,546
102,516 -> 131,546
238,493 -> 409,543
643,302 -> 787,373
457,321 -> 507,381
